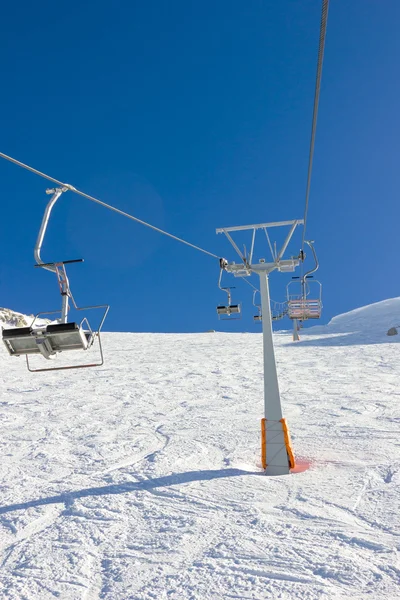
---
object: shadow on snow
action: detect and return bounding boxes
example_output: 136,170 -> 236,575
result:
281,330 -> 400,347
0,468 -> 260,515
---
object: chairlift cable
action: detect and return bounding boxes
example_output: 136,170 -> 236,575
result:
301,0 -> 329,250
242,277 -> 260,293
0,151 -> 220,260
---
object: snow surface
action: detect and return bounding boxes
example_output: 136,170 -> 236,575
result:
0,299 -> 399,599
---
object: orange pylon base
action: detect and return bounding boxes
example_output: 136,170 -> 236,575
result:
261,417 -> 296,471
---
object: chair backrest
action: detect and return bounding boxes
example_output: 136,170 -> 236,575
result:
287,299 -> 321,320
217,304 -> 240,315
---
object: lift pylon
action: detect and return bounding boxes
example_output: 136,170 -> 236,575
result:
216,219 -> 303,475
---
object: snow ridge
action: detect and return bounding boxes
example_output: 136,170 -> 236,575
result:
0,307 -> 50,331
0,307 -> 34,329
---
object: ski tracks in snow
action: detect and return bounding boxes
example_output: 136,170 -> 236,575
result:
0,331 -> 399,598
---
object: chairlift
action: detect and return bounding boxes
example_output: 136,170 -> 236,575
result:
216,258 -> 241,320
286,241 -> 322,321
2,188 -> 109,372
253,290 -> 262,322
271,300 -> 288,321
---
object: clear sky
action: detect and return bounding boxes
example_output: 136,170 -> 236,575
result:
1,1 -> 399,333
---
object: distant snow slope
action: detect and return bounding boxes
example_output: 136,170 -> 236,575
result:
0,308 -> 50,332
0,308 -> 36,329
327,297 -> 400,333
295,297 -> 400,347
0,301 -> 399,599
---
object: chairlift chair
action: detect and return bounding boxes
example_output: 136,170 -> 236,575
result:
216,259 -> 241,320
286,241 -> 322,321
270,300 -> 288,321
253,290 -> 262,322
286,280 -> 322,320
2,188 -> 109,372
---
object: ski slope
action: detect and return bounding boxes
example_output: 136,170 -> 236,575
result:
0,299 -> 399,599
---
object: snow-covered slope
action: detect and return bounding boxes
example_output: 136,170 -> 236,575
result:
298,297 -> 400,346
327,297 -> 400,333
0,302 -> 399,599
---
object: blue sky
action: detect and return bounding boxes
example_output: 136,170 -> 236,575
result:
1,0 -> 399,333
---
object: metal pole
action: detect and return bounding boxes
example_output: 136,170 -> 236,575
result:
34,188 -> 65,273
34,189 -> 71,324
217,221 -> 301,476
258,271 -> 290,475
259,272 -> 282,420
293,319 -> 300,342
61,295 -> 69,324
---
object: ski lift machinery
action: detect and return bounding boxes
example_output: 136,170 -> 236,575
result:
216,0 -> 329,474
2,187 -> 109,372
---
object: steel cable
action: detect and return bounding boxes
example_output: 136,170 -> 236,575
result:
0,151 -> 220,260
302,0 -> 329,249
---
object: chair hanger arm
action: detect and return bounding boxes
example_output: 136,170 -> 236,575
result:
34,188 -> 67,273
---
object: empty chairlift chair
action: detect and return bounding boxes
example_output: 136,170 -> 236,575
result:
217,303 -> 241,318
287,240 -> 322,322
2,262 -> 109,372
286,287 -> 322,320
3,319 -> 95,359
216,259 -> 241,320
253,290 -> 262,322
2,187 -> 109,372
216,290 -> 241,319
